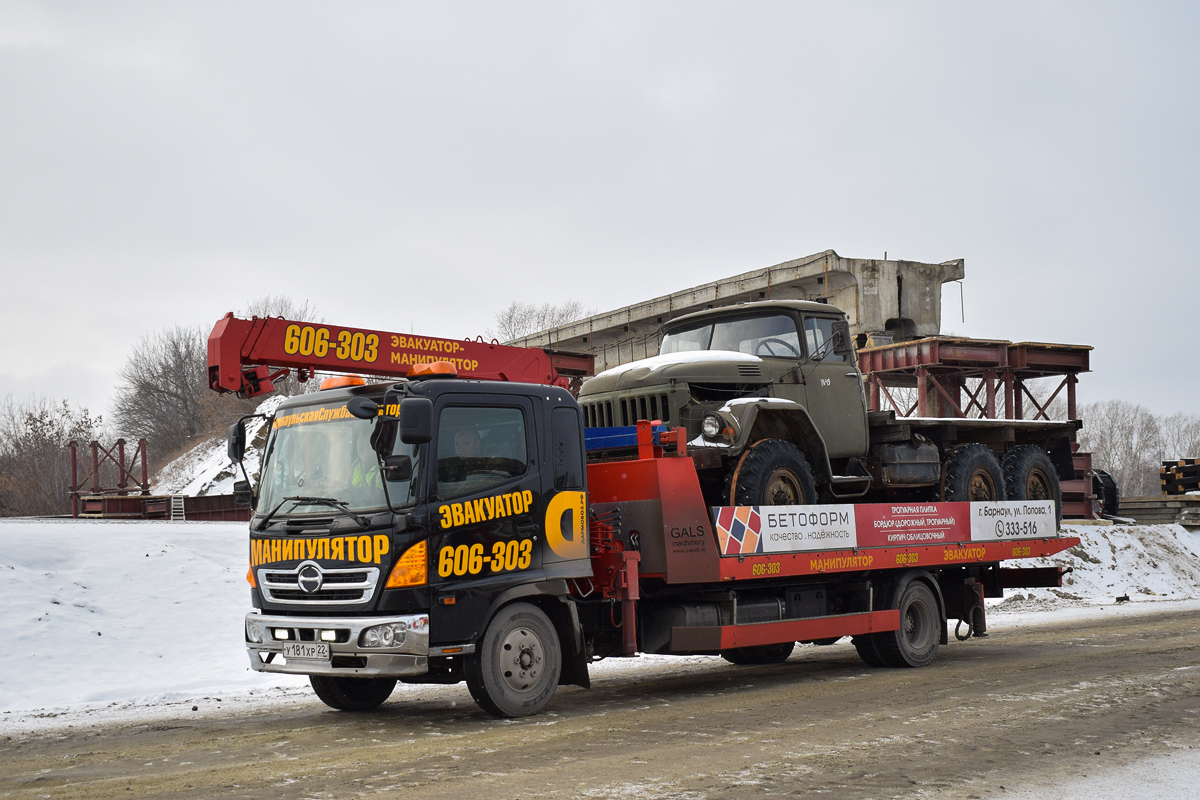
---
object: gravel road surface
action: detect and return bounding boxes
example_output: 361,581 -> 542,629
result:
4,606 -> 1199,799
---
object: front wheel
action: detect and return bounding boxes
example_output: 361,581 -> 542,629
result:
309,675 -> 396,711
464,602 -> 561,718
726,439 -> 818,506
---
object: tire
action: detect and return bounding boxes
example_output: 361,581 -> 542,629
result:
1002,445 -> 1062,526
464,602 -> 561,718
726,439 -> 818,506
309,675 -> 396,711
874,581 -> 941,668
1093,469 -> 1119,516
720,642 -> 795,665
852,634 -> 887,667
941,443 -> 1006,502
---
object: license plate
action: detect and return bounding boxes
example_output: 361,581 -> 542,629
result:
283,641 -> 330,661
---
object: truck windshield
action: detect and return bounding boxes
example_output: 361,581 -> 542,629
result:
258,401 -> 391,516
660,314 -> 800,358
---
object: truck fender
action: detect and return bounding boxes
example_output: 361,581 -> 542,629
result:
879,569 -> 949,647
480,579 -> 590,688
732,404 -> 834,483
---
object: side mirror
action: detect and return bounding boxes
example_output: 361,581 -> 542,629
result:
383,454 -> 413,482
228,421 -> 247,463
233,479 -> 253,507
347,395 -> 379,420
399,397 -> 433,444
831,319 -> 853,355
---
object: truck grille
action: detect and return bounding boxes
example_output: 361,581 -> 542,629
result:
258,563 -> 380,605
582,392 -> 674,428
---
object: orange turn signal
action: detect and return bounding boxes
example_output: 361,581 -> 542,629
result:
408,361 -> 458,378
385,540 -> 428,588
320,375 -> 367,390
246,564 -> 257,588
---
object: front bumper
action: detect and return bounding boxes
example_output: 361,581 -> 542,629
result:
245,612 -> 430,678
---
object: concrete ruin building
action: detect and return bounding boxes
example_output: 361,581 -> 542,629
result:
507,250 -> 965,374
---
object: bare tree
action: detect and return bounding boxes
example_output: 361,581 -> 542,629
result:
1160,412 -> 1200,462
0,397 -> 101,516
489,300 -> 592,342
1076,400 -> 1164,497
112,325 -> 221,464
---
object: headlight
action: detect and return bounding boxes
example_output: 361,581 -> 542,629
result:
702,414 -> 723,437
245,619 -> 263,643
362,621 -> 408,648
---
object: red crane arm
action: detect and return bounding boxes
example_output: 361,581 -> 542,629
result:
207,313 -> 593,397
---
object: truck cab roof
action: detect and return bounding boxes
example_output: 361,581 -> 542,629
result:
662,299 -> 847,333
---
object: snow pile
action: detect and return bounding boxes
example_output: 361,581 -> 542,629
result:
996,523 -> 1200,607
0,518 -> 305,715
154,395 -> 283,496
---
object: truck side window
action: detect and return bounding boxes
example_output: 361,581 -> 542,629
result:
551,407 -> 584,490
803,316 -> 847,362
436,406 -> 528,500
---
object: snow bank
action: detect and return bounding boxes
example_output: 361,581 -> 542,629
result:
994,522 -> 1200,608
154,395 -> 283,496
0,518 -> 305,716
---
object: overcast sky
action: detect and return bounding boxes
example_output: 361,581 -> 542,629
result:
1,2 -> 1196,421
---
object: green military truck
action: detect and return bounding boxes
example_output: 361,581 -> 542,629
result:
578,300 -> 1076,519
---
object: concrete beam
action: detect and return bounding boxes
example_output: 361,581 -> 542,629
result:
510,249 -> 964,373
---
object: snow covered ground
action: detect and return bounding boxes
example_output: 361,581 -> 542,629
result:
154,395 -> 283,496
1,518 -> 1198,735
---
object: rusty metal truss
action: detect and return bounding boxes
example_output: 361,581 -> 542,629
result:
858,337 -> 1092,422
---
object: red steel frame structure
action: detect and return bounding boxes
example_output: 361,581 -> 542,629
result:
858,336 -> 1097,518
858,337 -> 1092,422
69,438 -> 150,518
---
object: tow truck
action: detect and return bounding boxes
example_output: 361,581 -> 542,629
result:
209,310 -> 1078,717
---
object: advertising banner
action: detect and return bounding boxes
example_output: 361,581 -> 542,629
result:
968,501 -> 1056,542
712,501 -> 1059,558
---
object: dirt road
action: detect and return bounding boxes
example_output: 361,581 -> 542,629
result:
4,607 -> 1199,799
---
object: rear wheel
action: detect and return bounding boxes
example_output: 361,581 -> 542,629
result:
720,642 -> 795,665
464,603 -> 561,718
852,634 -> 887,667
309,675 -> 396,711
941,443 -> 1006,502
1092,468 -> 1119,516
875,581 -> 941,668
726,439 -> 818,506
1002,444 -> 1062,526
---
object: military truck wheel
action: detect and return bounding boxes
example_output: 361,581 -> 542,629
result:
726,439 -> 818,506
309,675 -> 396,711
874,581 -> 941,668
1002,445 -> 1062,526
721,642 -> 795,665
852,634 -> 887,667
464,602 -> 561,718
941,443 -> 1006,502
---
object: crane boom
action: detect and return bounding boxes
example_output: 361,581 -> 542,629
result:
207,313 -> 593,397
